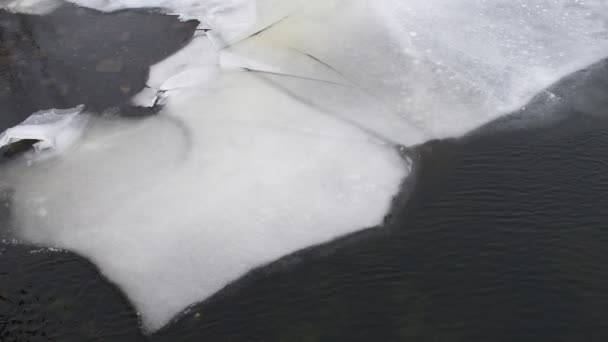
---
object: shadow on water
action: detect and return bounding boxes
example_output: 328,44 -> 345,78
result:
1,5 -> 608,342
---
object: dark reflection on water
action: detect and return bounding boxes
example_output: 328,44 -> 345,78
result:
1,5 -> 608,342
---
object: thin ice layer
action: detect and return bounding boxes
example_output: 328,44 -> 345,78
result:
2,66 -> 408,332
223,0 -> 608,145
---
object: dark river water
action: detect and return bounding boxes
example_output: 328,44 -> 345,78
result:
1,4 -> 608,342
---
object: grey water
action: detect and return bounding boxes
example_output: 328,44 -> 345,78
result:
1,4 -> 608,342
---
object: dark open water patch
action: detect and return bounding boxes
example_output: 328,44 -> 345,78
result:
1,5 -> 608,342
0,2 -> 197,129
0,245 -> 145,342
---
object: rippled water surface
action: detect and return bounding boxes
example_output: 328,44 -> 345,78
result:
2,4 -> 608,342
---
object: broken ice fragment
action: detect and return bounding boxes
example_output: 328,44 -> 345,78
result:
0,105 -> 87,158
131,35 -> 219,107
